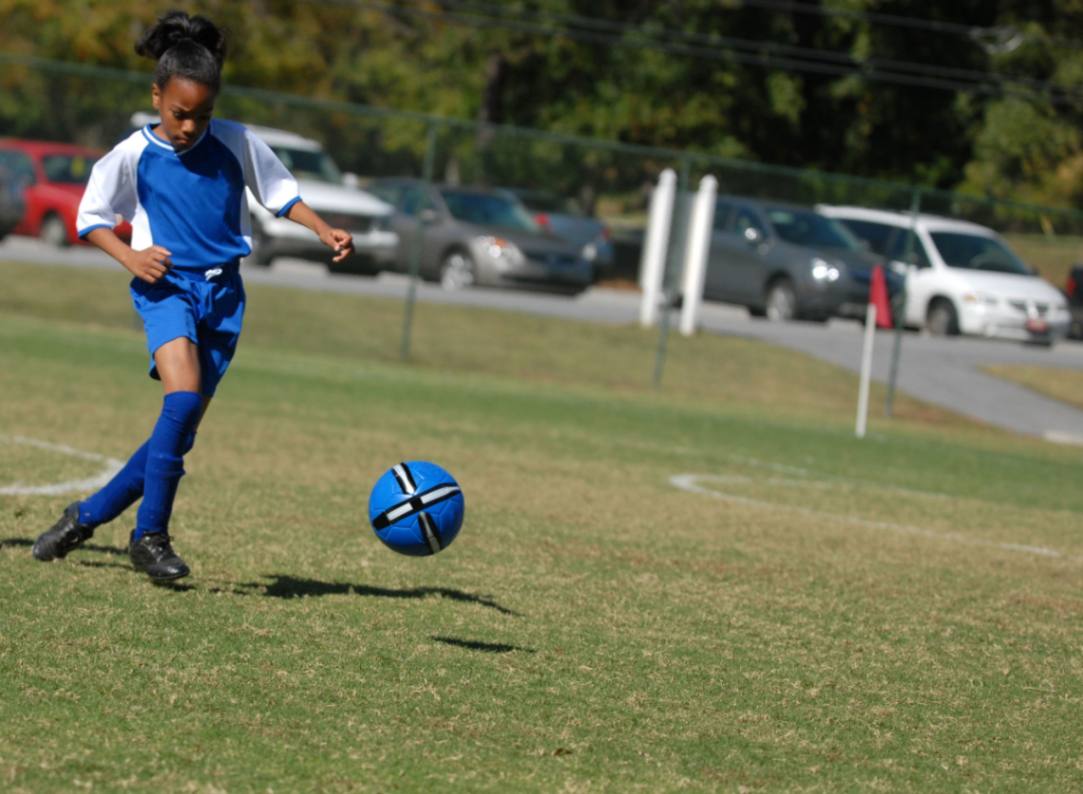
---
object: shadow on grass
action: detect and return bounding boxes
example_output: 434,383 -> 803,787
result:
237,574 -> 521,616
431,635 -> 535,654
0,537 -> 127,556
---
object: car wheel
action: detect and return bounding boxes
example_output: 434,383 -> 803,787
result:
40,214 -> 69,248
765,279 -> 797,322
926,299 -> 959,336
440,250 -> 476,290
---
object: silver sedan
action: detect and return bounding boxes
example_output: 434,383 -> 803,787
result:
368,178 -> 593,293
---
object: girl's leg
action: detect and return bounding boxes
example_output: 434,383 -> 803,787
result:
78,393 -> 209,529
31,341 -> 208,565
133,337 -> 206,542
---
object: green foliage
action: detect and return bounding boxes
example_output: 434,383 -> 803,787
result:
2,0 -> 1083,207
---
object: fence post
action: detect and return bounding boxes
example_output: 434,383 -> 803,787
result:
884,188 -> 921,415
400,123 -> 438,361
639,169 -> 676,327
679,174 -> 718,336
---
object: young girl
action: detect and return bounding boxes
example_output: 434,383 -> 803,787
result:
32,10 -> 354,581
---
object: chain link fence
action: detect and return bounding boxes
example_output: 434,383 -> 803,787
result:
5,55 -> 1083,394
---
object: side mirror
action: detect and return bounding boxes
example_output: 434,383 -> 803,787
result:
342,172 -> 360,189
743,227 -> 762,245
419,207 -> 439,225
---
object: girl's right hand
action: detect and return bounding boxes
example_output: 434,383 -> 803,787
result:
124,246 -> 173,283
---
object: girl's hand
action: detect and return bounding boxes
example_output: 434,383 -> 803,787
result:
321,228 -> 354,263
123,246 -> 173,283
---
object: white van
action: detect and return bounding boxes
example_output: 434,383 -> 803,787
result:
129,113 -> 397,270
818,206 -> 1069,343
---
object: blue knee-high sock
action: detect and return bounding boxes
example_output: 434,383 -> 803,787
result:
133,391 -> 203,540
79,441 -> 149,527
78,432 -> 197,528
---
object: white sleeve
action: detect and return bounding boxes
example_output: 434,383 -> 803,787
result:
242,127 -> 301,217
76,145 -> 136,237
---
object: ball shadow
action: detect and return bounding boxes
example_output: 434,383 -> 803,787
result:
237,574 -> 521,616
431,635 -> 535,654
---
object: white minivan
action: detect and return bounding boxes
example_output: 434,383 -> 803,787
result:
818,206 -> 1069,343
130,113 -> 397,271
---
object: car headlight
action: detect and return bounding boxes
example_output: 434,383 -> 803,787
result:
478,236 -> 523,266
810,257 -> 841,282
372,214 -> 392,232
962,292 -> 998,306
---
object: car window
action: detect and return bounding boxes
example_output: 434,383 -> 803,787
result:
41,153 -> 97,185
401,186 -> 435,217
885,228 -> 931,268
712,200 -> 734,231
269,146 -> 343,184
928,231 -> 1030,275
439,189 -> 539,232
765,208 -> 857,249
0,149 -> 38,186
368,183 -> 403,209
727,207 -> 767,238
838,219 -> 895,256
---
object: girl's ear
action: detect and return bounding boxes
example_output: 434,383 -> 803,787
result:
151,82 -> 161,111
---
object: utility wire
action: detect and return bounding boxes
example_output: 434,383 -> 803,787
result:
351,0 -> 1083,105
442,0 -> 1072,97
734,0 -> 994,37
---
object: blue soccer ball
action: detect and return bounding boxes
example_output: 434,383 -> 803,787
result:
368,461 -> 465,556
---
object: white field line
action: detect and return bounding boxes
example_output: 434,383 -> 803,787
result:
0,435 -> 123,496
670,473 -> 1069,561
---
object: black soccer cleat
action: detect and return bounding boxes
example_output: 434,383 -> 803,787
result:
33,502 -> 94,561
128,531 -> 191,582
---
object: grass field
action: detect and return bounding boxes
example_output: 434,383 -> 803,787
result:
985,364 -> 1083,413
3,260 -> 1083,792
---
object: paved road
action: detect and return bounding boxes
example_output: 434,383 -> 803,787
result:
6,236 -> 1083,441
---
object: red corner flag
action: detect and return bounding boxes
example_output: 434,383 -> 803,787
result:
870,264 -> 894,329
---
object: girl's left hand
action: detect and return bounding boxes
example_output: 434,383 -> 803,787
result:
321,228 -> 354,263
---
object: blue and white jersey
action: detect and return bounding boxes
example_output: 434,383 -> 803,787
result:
77,119 -> 301,270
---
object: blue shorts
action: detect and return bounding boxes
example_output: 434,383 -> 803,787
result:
130,265 -> 246,398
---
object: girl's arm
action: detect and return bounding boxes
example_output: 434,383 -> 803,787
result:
285,201 -> 354,263
85,227 -> 173,284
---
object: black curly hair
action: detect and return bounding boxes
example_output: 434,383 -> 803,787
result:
135,10 -> 227,91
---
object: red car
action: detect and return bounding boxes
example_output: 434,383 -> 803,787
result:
0,138 -> 131,246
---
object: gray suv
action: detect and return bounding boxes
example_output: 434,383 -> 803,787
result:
368,179 -> 593,293
704,196 -> 896,321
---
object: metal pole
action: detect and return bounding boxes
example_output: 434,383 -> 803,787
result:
653,158 -> 691,387
856,303 -> 877,438
400,123 -> 438,361
884,188 -> 921,416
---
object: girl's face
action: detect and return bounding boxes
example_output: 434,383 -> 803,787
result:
151,77 -> 216,151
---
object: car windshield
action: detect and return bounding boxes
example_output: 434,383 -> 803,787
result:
928,231 -> 1031,275
270,146 -> 343,184
440,190 -> 539,232
766,208 -> 858,249
41,154 -> 98,185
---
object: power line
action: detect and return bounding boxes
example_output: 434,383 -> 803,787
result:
443,0 -> 1069,98
728,0 -> 1079,52
350,0 -> 1083,105
733,0 -> 993,38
